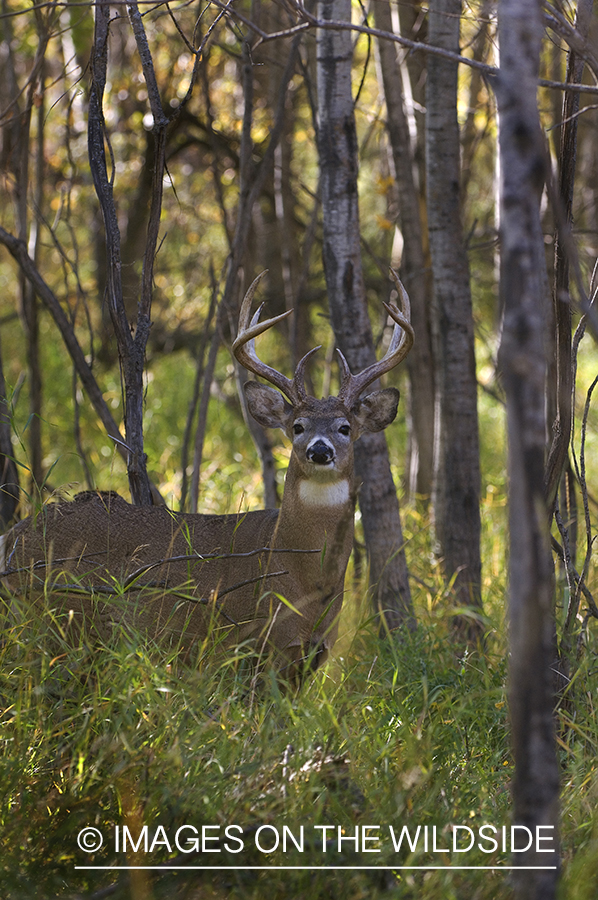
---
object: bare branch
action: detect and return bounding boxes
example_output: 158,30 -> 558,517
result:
543,2 -> 598,86
88,0 -> 130,351
0,226 -> 127,463
209,0 -> 598,96
127,2 -> 168,127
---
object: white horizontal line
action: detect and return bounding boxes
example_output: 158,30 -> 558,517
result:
74,865 -> 558,871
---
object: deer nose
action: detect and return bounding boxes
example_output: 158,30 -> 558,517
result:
307,439 -> 335,465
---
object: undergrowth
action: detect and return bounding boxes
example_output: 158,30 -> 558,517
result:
0,500 -> 597,899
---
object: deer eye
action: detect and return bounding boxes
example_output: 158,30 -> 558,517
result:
338,424 -> 351,436
293,422 -> 305,435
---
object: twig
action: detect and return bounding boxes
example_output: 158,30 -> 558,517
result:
207,0 -> 598,96
552,535 -> 598,622
0,544 -> 320,580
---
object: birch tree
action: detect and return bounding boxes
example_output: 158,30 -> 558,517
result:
373,0 -> 435,501
426,0 -> 483,638
316,0 -> 415,630
496,0 -> 560,894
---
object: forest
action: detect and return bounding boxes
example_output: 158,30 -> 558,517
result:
0,0 -> 597,898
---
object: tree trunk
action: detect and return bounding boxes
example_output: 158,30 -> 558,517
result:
316,0 -> 415,631
190,36 -> 301,513
0,225 -> 134,481
88,1 -> 151,505
496,0 -> 560,894
4,7 -> 47,491
545,0 -> 594,515
396,0 -> 428,198
460,0 -> 493,197
0,335 -> 19,530
252,1 -> 301,327
88,0 -> 174,506
373,0 -> 435,501
426,0 -> 483,639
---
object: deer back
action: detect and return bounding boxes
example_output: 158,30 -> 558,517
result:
1,491 -> 274,635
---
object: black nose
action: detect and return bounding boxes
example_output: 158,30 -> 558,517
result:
307,440 -> 334,465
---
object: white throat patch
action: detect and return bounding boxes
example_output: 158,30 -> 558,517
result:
298,479 -> 350,507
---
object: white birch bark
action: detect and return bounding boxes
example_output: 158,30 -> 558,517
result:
316,0 -> 415,630
426,0 -> 483,638
373,0 -> 435,501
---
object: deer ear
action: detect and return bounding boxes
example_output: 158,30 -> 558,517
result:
352,388 -> 400,436
244,381 -> 294,430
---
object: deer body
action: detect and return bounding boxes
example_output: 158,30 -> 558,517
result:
1,272 -> 413,675
0,487 -> 349,672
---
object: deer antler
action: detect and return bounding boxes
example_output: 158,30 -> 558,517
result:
337,268 -> 414,408
232,271 -> 321,406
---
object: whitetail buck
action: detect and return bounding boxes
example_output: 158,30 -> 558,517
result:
0,271 -> 413,677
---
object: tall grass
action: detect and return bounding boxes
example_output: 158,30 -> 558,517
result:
0,497 -> 597,899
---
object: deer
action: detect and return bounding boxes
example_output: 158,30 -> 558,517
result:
0,270 -> 413,678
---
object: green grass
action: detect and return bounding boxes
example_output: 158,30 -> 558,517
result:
0,498 -> 597,899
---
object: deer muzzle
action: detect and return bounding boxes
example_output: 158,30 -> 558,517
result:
306,438 -> 335,466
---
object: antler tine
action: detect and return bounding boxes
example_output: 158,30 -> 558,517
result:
236,269 -> 266,333
294,345 -> 322,402
388,266 -> 412,341
235,271 -> 293,345
232,271 -> 300,405
337,269 -> 414,407
336,349 -> 352,397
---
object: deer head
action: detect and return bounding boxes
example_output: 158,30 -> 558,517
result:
232,268 -> 414,498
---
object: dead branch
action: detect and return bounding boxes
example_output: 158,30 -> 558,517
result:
209,0 -> 598,96
0,544 -> 321,580
0,226 -> 127,463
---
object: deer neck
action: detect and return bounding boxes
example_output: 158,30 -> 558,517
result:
273,454 -> 355,555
